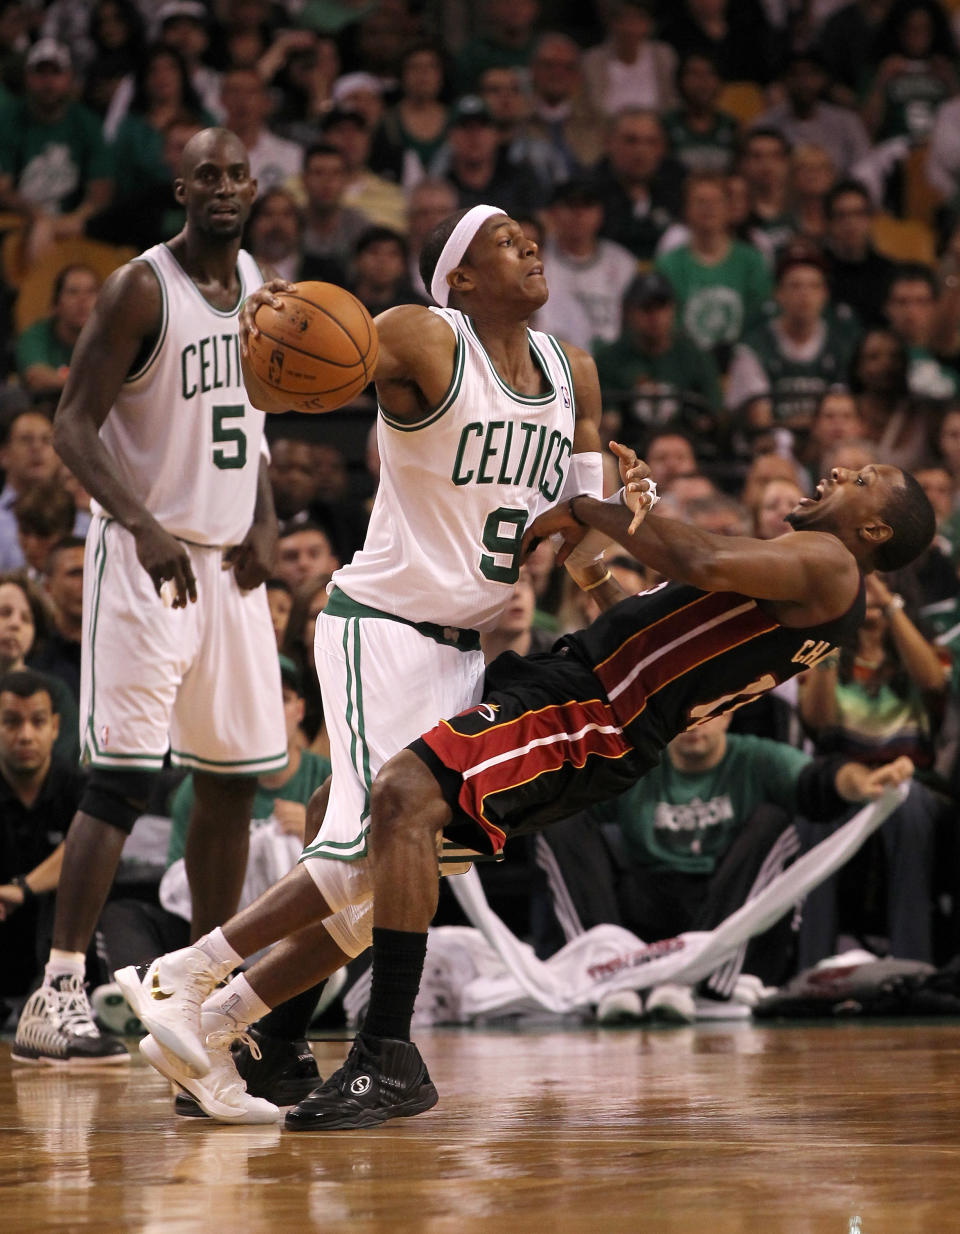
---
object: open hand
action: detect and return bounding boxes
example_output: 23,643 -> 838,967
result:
239,279 -> 296,357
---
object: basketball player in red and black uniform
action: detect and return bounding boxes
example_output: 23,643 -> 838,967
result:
287,461 -> 935,1128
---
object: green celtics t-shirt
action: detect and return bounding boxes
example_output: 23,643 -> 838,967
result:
656,241 -> 772,350
662,109 -> 740,173
594,327 -> 722,431
593,734 -> 811,875
877,65 -> 950,143
167,749 -> 331,866
0,99 -> 113,214
740,314 -> 858,425
15,316 -> 73,378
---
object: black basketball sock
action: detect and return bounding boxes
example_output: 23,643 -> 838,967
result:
254,981 -> 327,1041
362,927 -> 428,1043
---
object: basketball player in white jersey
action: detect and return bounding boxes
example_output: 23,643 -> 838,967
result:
116,205 -> 636,1122
13,130 -> 286,1095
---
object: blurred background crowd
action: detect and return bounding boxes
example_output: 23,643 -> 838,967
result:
4,0 -> 960,1026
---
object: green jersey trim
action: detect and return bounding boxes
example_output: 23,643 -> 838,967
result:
379,326 -> 466,432
81,519 -> 168,766
544,334 -> 577,434
170,748 -> 289,774
162,243 -> 248,317
82,516 -> 110,762
463,315 -> 557,405
300,617 -> 371,862
325,586 -> 481,651
126,256 -> 169,384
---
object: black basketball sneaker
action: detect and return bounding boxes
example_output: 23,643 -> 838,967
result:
284,1033 -> 438,1131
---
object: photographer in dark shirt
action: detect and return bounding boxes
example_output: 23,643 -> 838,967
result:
0,669 -> 84,1005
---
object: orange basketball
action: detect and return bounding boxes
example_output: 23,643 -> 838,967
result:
247,281 -> 379,413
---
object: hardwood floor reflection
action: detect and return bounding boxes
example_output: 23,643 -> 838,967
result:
2,1022 -> 959,1233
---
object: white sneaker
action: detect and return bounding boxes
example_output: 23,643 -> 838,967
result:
114,947 -> 221,1077
693,996 -> 752,1021
596,989 -> 644,1024
12,975 -> 129,1066
140,1031 -> 281,1125
645,983 -> 696,1024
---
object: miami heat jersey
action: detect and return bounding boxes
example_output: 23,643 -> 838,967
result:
331,307 -> 578,633
92,243 -> 266,546
565,578 -> 866,760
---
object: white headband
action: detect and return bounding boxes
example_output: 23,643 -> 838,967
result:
430,204 -> 506,307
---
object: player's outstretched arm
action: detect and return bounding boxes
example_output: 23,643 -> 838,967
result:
54,262 -> 197,607
556,345 -> 630,611
371,304 -> 460,422
528,496 -> 859,624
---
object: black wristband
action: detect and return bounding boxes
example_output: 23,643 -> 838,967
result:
13,875 -> 36,904
568,495 -> 589,528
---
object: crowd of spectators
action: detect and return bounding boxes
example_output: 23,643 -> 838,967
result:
4,0 -> 960,1021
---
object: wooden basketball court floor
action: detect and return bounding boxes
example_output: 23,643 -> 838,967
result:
2,1020 -> 959,1234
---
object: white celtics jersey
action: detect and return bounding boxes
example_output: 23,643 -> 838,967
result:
333,307 -> 577,633
92,243 -> 266,546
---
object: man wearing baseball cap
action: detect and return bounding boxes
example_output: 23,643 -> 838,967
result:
435,95 -> 548,217
0,40 -> 113,264
594,271 -> 723,447
536,178 -> 637,350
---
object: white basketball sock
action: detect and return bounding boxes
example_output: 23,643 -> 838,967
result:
195,927 -> 243,977
201,973 -> 272,1035
44,950 -> 86,984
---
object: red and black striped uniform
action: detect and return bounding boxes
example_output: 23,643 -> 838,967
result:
414,579 -> 865,856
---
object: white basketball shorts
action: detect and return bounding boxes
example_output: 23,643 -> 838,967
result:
301,605 -> 485,953
79,515 -> 286,775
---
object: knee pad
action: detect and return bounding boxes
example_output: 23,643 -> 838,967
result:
79,767 -> 157,835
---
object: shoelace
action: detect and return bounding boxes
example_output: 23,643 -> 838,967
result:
157,956 -> 216,1022
204,1028 -> 262,1100
327,1039 -> 377,1093
56,977 -> 99,1038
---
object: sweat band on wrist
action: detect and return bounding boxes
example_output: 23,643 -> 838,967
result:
13,875 -> 35,903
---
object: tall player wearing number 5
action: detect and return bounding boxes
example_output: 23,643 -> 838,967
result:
13,128 -> 289,1067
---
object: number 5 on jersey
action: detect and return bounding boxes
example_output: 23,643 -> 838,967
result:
212,404 -> 247,470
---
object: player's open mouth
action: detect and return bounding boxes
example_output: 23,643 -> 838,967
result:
527,265 -> 544,277
796,485 -> 824,508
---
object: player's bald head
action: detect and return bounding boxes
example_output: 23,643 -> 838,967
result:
179,127 -> 249,179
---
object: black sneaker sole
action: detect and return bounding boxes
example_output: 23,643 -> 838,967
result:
174,1093 -> 209,1118
284,1083 -> 439,1131
11,1048 -> 130,1067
